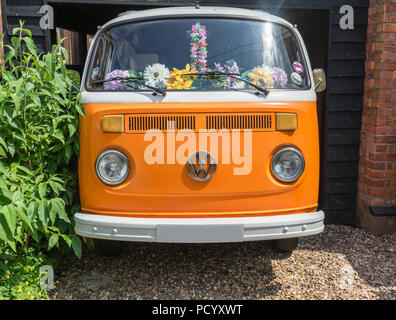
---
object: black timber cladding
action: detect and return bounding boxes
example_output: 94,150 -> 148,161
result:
1,0 -> 369,225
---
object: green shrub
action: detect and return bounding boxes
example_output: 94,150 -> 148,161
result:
0,21 -> 84,259
0,245 -> 54,300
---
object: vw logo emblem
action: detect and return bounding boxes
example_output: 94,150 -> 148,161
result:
186,151 -> 217,181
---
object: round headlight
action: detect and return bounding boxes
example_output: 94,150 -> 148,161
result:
271,147 -> 305,182
95,150 -> 129,185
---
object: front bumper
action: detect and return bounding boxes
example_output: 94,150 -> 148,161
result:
74,211 -> 324,243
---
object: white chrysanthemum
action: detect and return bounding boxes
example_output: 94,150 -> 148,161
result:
143,63 -> 170,88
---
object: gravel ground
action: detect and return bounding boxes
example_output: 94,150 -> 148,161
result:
50,225 -> 395,300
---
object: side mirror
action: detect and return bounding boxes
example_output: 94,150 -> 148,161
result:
67,69 -> 81,90
313,68 -> 326,93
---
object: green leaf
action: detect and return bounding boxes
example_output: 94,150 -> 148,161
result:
0,136 -> 8,152
0,214 -> 10,242
38,200 -> 49,226
3,50 -> 15,63
15,207 -> 33,233
10,93 -> 20,112
11,37 -> 21,50
67,120 -> 77,138
71,236 -> 82,259
7,239 -> 16,252
48,234 -> 59,250
61,234 -> 72,247
75,103 -> 85,117
15,165 -> 33,176
48,201 -> 57,225
0,188 -> 13,206
7,142 -> 15,157
2,206 -> 17,236
26,201 -> 37,221
52,130 -> 65,144
65,144 -> 72,163
45,53 -> 56,79
23,36 -> 37,55
28,222 -> 40,243
38,183 -> 47,199
0,146 -> 6,157
48,181 -> 59,196
53,198 -> 70,223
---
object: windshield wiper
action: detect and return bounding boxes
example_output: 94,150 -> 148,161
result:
90,77 -> 166,96
184,71 -> 269,96
125,82 -> 166,96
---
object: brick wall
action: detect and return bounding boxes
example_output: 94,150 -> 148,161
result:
0,0 -> 3,36
0,0 -> 2,36
357,0 -> 396,233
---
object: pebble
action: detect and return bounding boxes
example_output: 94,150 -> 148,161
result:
50,225 -> 395,300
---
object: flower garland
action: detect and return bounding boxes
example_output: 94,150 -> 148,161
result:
190,23 -> 207,72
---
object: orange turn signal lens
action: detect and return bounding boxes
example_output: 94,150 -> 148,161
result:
102,115 -> 124,133
276,113 -> 297,131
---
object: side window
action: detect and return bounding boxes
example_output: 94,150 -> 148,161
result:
90,34 -> 114,83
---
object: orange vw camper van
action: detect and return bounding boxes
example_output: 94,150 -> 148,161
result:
74,6 -> 326,256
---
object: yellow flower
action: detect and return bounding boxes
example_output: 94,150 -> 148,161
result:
4,260 -> 8,264
24,266 -> 30,272
6,274 -> 10,279
27,291 -> 31,295
25,281 -> 29,285
18,288 -> 22,293
167,64 -> 196,90
248,67 -> 275,88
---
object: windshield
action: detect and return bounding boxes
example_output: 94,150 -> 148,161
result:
86,18 -> 309,91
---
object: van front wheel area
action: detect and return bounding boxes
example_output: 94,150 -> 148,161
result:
94,239 -> 124,257
271,238 -> 299,253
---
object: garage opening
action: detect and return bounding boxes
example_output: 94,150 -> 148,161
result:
50,3 -> 329,211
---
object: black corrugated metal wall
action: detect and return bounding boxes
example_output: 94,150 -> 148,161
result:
1,0 -> 369,225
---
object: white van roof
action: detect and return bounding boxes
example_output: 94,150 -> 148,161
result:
103,6 -> 293,29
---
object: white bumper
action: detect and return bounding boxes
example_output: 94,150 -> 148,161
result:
74,211 -> 324,243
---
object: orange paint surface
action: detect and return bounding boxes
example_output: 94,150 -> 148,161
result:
78,101 -> 319,218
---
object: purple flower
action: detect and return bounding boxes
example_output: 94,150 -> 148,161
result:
104,69 -> 128,90
214,63 -> 225,73
226,61 -> 239,74
272,67 -> 288,88
225,61 -> 240,87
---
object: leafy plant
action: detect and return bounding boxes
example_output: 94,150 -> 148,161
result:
0,245 -> 54,300
0,21 -> 84,258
